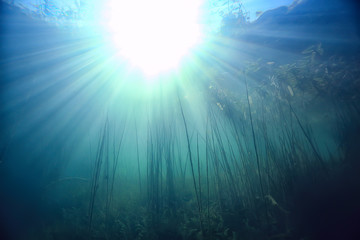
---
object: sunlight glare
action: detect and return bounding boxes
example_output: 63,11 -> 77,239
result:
103,0 -> 203,76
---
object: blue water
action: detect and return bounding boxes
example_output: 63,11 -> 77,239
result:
1,0 -> 360,239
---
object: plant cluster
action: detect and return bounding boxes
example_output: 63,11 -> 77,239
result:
30,43 -> 360,240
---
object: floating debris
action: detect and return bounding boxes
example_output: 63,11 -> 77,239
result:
217,102 -> 224,110
287,85 -> 294,96
248,95 -> 253,105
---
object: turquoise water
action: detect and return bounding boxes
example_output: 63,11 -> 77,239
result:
1,0 -> 360,239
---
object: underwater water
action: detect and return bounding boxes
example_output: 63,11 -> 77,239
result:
1,0 -> 360,239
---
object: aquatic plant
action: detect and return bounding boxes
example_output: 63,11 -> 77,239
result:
3,1 -> 360,239
88,118 -> 109,233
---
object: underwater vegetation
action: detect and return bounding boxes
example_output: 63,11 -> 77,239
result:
1,0 -> 360,240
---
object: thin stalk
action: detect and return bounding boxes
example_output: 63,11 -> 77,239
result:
177,92 -> 203,233
108,122 -> 125,216
88,119 -> 108,233
289,103 -> 327,172
205,117 -> 210,233
244,73 -> 268,224
197,134 -> 202,214
135,120 -> 142,193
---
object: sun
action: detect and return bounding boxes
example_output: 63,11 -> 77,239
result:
102,0 -> 203,76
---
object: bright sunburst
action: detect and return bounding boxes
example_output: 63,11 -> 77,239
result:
103,0 -> 203,76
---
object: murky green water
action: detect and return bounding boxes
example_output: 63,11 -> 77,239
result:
1,0 -> 360,239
